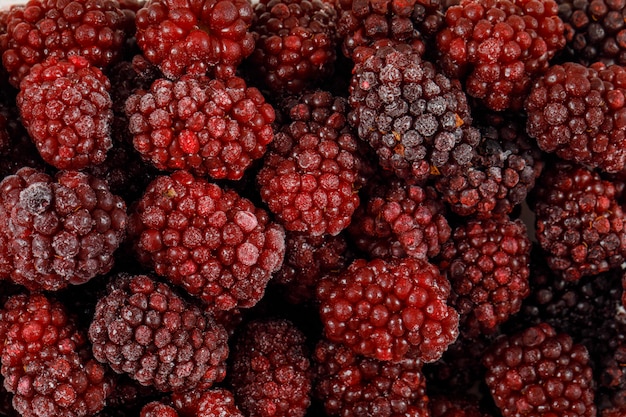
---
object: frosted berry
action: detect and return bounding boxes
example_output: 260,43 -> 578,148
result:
171,388 -> 244,417
140,402 -> 179,417
317,257 -> 459,362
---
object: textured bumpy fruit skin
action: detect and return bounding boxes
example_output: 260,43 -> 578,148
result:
0,0 -> 126,87
437,0 -> 566,111
130,170 -> 286,311
230,319 -> 311,417
533,161 -> 626,281
135,0 -> 255,79
558,0 -> 626,65
348,175 -> 450,260
438,215 -> 531,336
317,257 -> 459,362
0,167 -> 127,291
349,42 -> 479,184
257,90 -> 361,237
140,402 -> 180,417
314,339 -> 429,417
0,293 -> 115,417
126,75 -> 275,181
17,55 -> 113,170
248,0 -> 337,93
171,388 -> 245,417
88,274 -> 229,392
525,62 -> 626,173
483,323 -> 596,417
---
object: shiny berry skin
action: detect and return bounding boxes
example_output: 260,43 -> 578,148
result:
0,0 -> 126,87
130,170 -> 286,311
483,323 -> 596,417
135,0 -> 255,79
0,167 -> 127,291
0,293 -> 115,417
140,402 -> 180,417
525,62 -> 626,173
314,339 -> 430,417
126,75 -> 275,181
89,274 -> 229,392
171,388 -> 244,417
230,319 -> 311,417
317,257 -> 459,363
17,55 -> 113,170
533,161 -> 626,281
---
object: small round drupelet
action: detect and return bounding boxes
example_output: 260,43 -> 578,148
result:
230,319 -> 312,417
140,402 -> 180,417
0,292 -> 115,417
17,55 -> 114,170
171,388 -> 245,417
317,257 -> 459,363
483,323 -> 596,417
130,170 -> 286,311
89,274 -> 229,393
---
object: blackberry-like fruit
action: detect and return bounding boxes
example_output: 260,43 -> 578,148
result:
349,42 -> 479,184
89,274 -> 229,392
17,55 -> 113,170
0,167 -> 127,291
558,0 -> 626,65
257,90 -> 361,237
135,0 -> 255,79
130,170 -> 286,311
438,215 -> 531,336
533,161 -> 626,281
435,114 -> 544,217
171,388 -> 244,417
0,0 -> 127,87
126,75 -> 275,181
348,174 -> 451,260
273,231 -> 350,304
314,339 -> 429,417
525,62 -> 626,173
230,319 -> 311,417
483,323 -> 596,417
317,257 -> 459,362
335,0 -> 444,59
437,0 -> 566,111
140,402 -> 179,417
1,293 -> 115,417
247,0 -> 337,93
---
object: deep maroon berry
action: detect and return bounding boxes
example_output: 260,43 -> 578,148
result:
140,402 -> 179,417
317,257 -> 459,362
0,0 -> 126,87
230,319 -> 311,417
130,170 -> 286,311
89,274 -> 229,392
17,55 -> 113,170
483,323 -> 596,417
172,388 -> 244,417
126,75 -> 275,181
1,293 -> 115,417
135,0 -> 255,79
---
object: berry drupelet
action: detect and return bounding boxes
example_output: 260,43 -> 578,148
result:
126,75 -> 275,181
483,323 -> 596,417
0,0 -> 127,87
314,339 -> 429,417
349,42 -> 479,184
525,61 -> 626,173
532,161 -> 626,281
247,0 -> 337,94
230,319 -> 311,417
135,0 -> 255,79
0,292 -> 115,417
438,214 -> 531,336
171,388 -> 244,417
347,174 -> 451,261
140,402 -> 180,417
17,55 -> 114,170
437,0 -> 566,111
88,274 -> 229,392
317,257 -> 459,362
0,167 -> 127,291
435,114 -> 544,218
558,0 -> 626,65
130,170 -> 286,311
257,90 -> 361,237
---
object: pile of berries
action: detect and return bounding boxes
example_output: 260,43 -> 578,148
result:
1,0 -> 626,416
